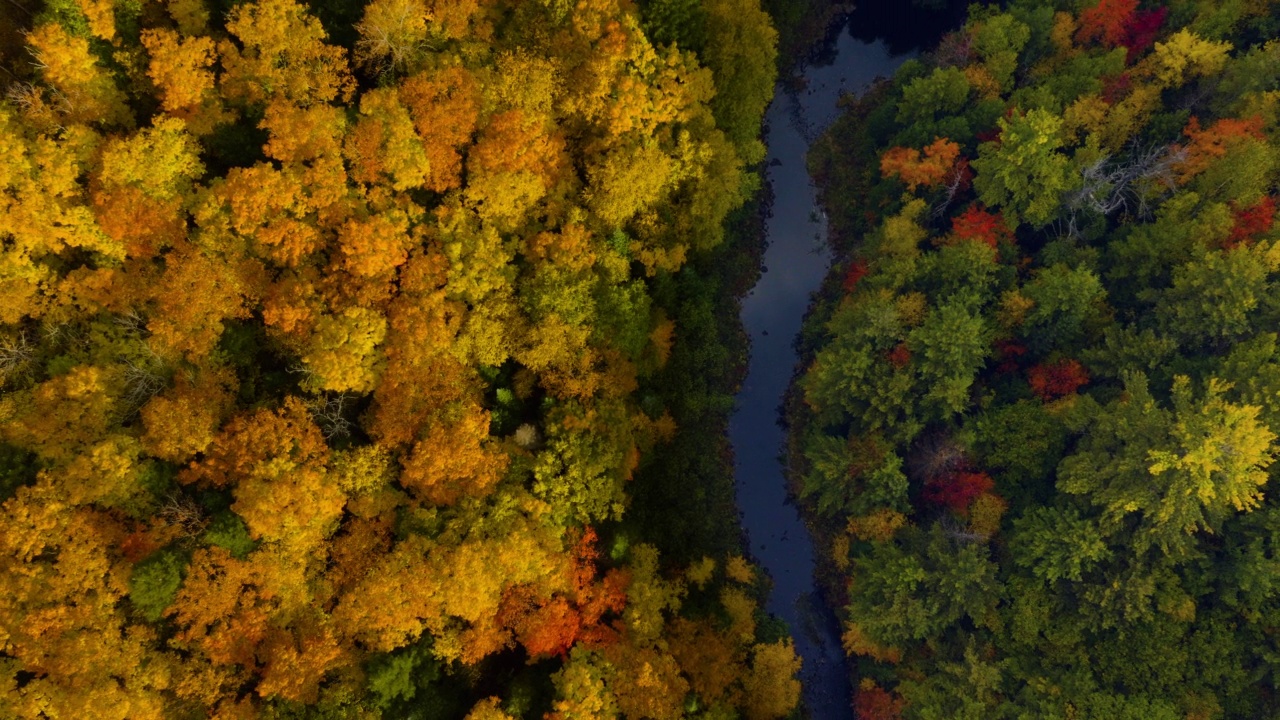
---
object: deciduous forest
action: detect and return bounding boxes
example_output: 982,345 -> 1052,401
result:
0,0 -> 808,717
8,0 -> 1280,715
799,0 -> 1280,717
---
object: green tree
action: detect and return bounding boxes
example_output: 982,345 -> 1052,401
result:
972,109 -> 1079,227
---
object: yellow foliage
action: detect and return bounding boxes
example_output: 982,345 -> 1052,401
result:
742,640 -> 802,720
968,493 -> 1009,538
465,697 -> 517,720
1049,11 -> 1078,56
724,554 -> 755,585
142,29 -> 218,113
300,306 -> 388,394
686,556 -> 717,588
587,140 -> 678,228
98,117 -> 204,201
1143,29 -> 1231,89
1063,94 -> 1109,143
354,0 -> 430,71
847,508 -> 909,543
895,292 -> 928,327
842,621 -> 902,663
25,23 -> 132,127
140,369 -> 235,463
996,289 -> 1035,329
219,0 -> 354,107
76,0 -> 116,40
166,0 -> 210,33
721,586 -> 757,644
880,198 -> 929,257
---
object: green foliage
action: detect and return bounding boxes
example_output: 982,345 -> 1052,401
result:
0,443 -> 38,503
204,511 -> 258,558
796,3 -> 1280,716
972,109 -> 1078,227
129,547 -> 187,622
1019,264 -> 1107,353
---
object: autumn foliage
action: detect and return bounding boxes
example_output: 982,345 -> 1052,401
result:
949,204 -> 1011,249
923,471 -> 995,512
1226,196 -> 1277,248
880,138 -> 962,191
1027,359 -> 1090,401
0,0 -> 796,715
854,679 -> 906,720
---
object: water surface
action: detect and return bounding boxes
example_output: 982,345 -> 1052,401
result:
730,29 -> 910,719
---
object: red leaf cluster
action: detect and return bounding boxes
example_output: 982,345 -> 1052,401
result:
1027,359 -> 1089,401
923,471 -> 994,512
120,528 -> 161,563
1122,7 -> 1167,61
1226,196 -> 1276,248
950,205 -> 1010,250
1102,73 -> 1132,104
887,343 -> 911,368
854,680 -> 905,720
843,259 -> 870,293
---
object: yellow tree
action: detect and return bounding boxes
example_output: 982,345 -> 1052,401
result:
343,87 -> 431,191
183,398 -> 345,551
141,28 -> 218,114
24,22 -> 133,127
219,0 -> 354,107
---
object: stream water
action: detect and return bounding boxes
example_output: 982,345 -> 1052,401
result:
729,28 -> 911,720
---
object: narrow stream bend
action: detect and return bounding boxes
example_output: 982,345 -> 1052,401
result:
730,30 -> 910,719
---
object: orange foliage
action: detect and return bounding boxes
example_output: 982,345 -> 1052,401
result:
92,187 -> 186,259
668,617 -> 743,703
1175,116 -> 1267,183
399,404 -> 508,506
879,138 -> 961,191
147,246 -> 264,361
854,679 -> 905,720
1076,0 -> 1137,48
399,67 -> 482,192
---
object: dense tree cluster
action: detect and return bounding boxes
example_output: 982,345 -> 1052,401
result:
801,0 -> 1280,717
0,0 -> 800,717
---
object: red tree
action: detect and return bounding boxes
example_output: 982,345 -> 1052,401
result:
950,205 -> 1010,250
1226,196 -> 1276,248
887,343 -> 911,368
1027,359 -> 1089,401
1121,7 -> 1167,61
923,471 -> 994,512
843,259 -> 870,293
854,679 -> 905,720
994,340 -> 1028,374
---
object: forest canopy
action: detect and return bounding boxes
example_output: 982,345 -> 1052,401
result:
801,0 -> 1280,717
0,0 -> 799,717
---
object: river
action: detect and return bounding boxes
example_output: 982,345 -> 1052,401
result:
729,26 -> 910,720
